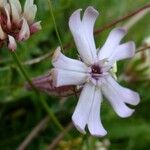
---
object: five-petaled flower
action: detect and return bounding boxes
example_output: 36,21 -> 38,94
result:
52,7 -> 140,137
0,0 -> 41,51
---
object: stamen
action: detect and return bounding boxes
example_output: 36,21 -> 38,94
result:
91,64 -> 103,80
91,65 -> 102,74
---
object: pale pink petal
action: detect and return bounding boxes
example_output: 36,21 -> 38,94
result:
0,0 -> 7,8
23,0 -> 37,24
30,21 -> 41,34
52,47 -> 90,73
9,1 -> 21,25
69,7 -> 99,65
51,69 -> 88,87
109,42 -> 136,63
88,87 -> 107,137
9,0 -> 22,14
8,35 -> 17,51
98,28 -> 127,60
18,18 -> 30,41
72,83 -> 95,134
24,0 -> 34,12
102,76 -> 135,118
0,24 -> 6,40
4,3 -> 11,29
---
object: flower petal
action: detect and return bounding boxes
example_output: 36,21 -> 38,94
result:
4,3 -> 11,29
102,76 -> 135,118
8,35 -> 17,51
69,7 -> 99,65
52,47 -> 90,73
106,76 -> 140,105
0,24 -> 6,40
72,83 -> 95,134
30,21 -> 42,34
23,0 -> 37,24
108,42 -> 136,63
18,18 -> 30,41
0,0 -> 7,8
88,87 -> 107,137
98,28 -> 127,60
9,0 -> 22,14
9,0 -> 21,24
26,73 -> 76,97
51,68 -> 88,87
24,0 -> 34,13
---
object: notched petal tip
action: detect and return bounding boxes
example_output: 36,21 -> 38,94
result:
98,27 -> 128,60
113,27 -> 127,35
132,92 -> 140,105
119,107 -> 135,118
69,8 -> 82,27
70,8 -> 82,18
85,6 -> 99,17
128,41 -> 136,56
90,130 -> 107,137
88,121 -> 107,137
125,90 -> 140,106
72,116 -> 86,134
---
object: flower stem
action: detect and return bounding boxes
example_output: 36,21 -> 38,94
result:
11,52 -> 35,89
47,0 -> 64,52
10,51 -> 64,131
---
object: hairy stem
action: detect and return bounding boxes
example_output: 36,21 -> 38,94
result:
47,0 -> 64,52
10,51 -> 64,132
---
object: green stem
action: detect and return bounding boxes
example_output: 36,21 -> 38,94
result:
0,66 -> 10,72
11,52 -> 35,89
10,51 -> 64,131
47,0 -> 64,52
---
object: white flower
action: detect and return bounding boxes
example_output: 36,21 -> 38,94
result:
0,0 -> 41,51
52,7 -> 140,137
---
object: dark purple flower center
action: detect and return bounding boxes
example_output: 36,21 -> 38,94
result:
91,65 -> 102,80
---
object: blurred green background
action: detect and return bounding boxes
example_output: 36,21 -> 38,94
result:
0,0 -> 150,149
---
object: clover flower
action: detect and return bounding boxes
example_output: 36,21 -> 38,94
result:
52,7 -> 140,137
0,0 -> 41,51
